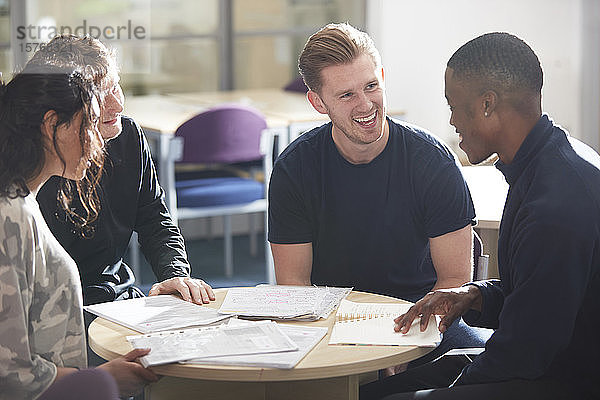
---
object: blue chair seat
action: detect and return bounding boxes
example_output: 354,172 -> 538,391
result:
176,177 -> 264,208
173,105 -> 268,279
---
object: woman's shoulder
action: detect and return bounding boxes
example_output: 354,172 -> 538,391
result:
0,194 -> 38,264
0,194 -> 34,224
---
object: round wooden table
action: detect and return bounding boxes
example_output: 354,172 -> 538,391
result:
89,289 -> 434,400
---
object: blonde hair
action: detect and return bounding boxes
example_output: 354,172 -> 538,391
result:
298,23 -> 381,93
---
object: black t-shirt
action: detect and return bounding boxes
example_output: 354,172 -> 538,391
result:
269,118 -> 475,302
37,116 -> 189,302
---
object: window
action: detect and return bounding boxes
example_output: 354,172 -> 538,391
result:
0,0 -> 10,77
4,0 -> 365,94
232,0 -> 365,90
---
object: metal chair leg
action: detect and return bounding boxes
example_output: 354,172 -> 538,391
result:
249,212 -> 258,257
224,215 -> 233,278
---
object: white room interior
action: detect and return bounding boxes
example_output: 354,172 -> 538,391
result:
367,0 -> 600,162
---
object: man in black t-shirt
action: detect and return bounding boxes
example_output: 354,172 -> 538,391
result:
269,23 -> 491,369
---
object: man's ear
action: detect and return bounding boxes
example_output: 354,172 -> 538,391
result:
307,90 -> 328,115
41,110 -> 58,139
481,90 -> 498,117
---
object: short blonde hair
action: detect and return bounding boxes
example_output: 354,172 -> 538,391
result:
298,23 -> 381,93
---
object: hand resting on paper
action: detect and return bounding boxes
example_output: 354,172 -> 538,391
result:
148,277 -> 215,304
394,285 -> 482,334
96,348 -> 160,397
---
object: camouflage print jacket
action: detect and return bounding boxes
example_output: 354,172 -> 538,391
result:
0,194 -> 86,400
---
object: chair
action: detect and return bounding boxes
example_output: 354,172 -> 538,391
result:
283,76 -> 309,93
443,230 -> 490,358
174,104 -> 268,278
472,229 -> 490,280
259,127 -> 291,284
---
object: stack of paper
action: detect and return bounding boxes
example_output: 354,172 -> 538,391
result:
328,300 -> 441,347
218,285 -> 352,321
185,320 -> 328,369
127,320 -> 299,367
84,295 -> 232,333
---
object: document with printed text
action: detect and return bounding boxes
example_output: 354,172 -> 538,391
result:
84,295 -> 231,333
127,320 -> 299,367
186,320 -> 328,369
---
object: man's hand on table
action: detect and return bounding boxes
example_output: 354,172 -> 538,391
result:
148,277 -> 215,304
394,285 -> 482,334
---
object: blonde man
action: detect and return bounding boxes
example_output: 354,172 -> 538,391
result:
268,23 -> 491,370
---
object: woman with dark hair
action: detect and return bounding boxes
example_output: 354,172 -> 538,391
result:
33,34 -> 215,309
0,62 -> 158,400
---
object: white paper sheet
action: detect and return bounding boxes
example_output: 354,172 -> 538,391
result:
218,285 -> 351,320
84,295 -> 231,333
127,320 -> 299,367
185,321 -> 328,369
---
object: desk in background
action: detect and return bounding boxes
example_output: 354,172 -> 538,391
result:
124,89 -> 406,219
123,89 -> 321,221
167,88 -> 326,125
89,289 -> 433,400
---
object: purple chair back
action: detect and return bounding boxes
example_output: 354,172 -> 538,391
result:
283,76 -> 308,93
175,104 -> 267,164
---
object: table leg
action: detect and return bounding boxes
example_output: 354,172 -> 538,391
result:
267,375 -> 359,400
158,133 -> 178,222
144,375 -> 361,400
144,129 -> 179,223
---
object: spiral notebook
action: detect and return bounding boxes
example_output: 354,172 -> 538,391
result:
328,299 -> 441,347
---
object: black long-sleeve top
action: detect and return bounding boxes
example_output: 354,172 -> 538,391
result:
38,116 -> 190,302
456,115 -> 600,396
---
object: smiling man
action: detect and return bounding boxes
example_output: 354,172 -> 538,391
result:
33,35 -> 215,309
268,23 -> 490,368
371,32 -> 600,400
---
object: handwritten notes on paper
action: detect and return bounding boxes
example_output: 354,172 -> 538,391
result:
218,285 -> 352,321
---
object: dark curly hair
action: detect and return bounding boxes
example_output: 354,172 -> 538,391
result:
25,35 -> 119,236
447,32 -> 542,112
0,62 -> 104,233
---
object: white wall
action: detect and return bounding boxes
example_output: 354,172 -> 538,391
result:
367,0 -> 599,158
